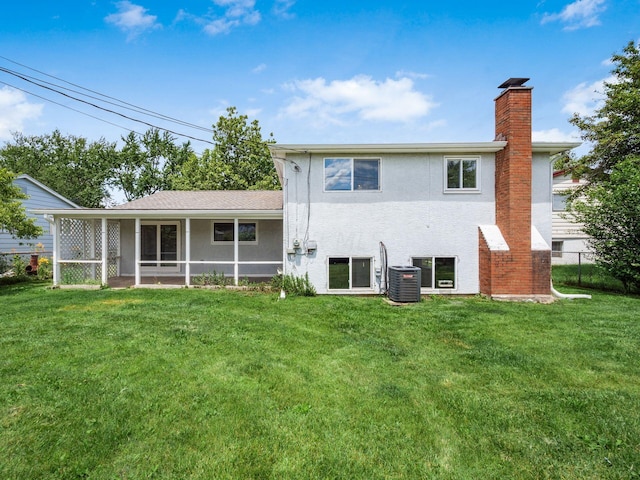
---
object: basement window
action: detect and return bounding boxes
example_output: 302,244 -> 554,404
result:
445,156 -> 479,192
324,158 -> 380,191
328,257 -> 372,290
411,257 -> 456,289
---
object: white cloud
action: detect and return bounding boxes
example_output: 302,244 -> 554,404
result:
252,63 -> 267,74
281,75 -> 437,126
541,0 -> 606,30
105,1 -> 160,38
395,70 -> 431,81
273,0 -> 296,19
204,0 -> 261,35
561,76 -> 614,116
0,86 -> 43,140
532,128 -> 580,142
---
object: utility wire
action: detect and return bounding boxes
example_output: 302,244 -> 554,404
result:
0,80 -> 146,138
0,55 -> 213,134
0,66 -> 215,145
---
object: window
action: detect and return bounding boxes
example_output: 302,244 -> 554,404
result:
212,222 -> 257,244
328,257 -> 372,290
552,241 -> 563,258
553,194 -> 568,212
445,157 -> 479,191
324,158 -> 380,191
412,257 -> 456,289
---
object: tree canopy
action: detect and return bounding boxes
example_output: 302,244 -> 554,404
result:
0,130 -> 118,208
112,129 -> 193,202
568,40 -> 640,183
566,41 -> 640,292
0,168 -> 42,240
174,107 -> 280,191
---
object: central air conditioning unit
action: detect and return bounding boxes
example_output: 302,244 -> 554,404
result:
388,266 -> 421,303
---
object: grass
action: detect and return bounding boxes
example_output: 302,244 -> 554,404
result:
553,263 -> 627,293
1,283 -> 639,479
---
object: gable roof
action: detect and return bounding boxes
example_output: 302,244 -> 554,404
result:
113,190 -> 283,211
17,174 -> 80,208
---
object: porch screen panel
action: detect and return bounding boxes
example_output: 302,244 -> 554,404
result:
141,225 -> 157,266
160,224 -> 177,267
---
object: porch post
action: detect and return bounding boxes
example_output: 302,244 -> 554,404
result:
185,217 -> 191,287
101,217 -> 108,285
233,218 -> 239,285
135,218 -> 141,286
53,217 -> 60,286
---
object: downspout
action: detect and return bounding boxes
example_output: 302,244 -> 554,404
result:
550,280 -> 592,300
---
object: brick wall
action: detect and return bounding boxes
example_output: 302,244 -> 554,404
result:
482,84 -> 551,296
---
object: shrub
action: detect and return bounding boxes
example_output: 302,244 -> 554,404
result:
272,273 -> 316,296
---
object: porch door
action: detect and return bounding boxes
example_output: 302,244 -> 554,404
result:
140,222 -> 180,273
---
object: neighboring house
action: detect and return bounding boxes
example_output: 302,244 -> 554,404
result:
36,78 -> 579,299
0,174 -> 79,255
551,171 -> 592,265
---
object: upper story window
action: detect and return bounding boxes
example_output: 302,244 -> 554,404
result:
445,156 -> 479,192
324,158 -> 380,191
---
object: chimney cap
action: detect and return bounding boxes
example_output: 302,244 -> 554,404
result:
498,78 -> 530,89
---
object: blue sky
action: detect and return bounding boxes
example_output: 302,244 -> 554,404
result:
1,0 -> 638,154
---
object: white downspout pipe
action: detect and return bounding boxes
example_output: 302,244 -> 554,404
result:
551,280 -> 592,300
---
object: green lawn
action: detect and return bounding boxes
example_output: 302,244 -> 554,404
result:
1,283 -> 639,479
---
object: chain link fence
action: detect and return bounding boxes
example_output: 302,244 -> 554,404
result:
552,251 -> 626,292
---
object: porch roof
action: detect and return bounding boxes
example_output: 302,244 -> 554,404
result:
33,190 -> 283,219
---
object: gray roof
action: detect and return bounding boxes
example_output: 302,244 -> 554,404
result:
113,190 -> 283,211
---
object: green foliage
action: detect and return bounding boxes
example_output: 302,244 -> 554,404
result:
569,41 -> 640,183
192,270 -> 232,286
174,107 -> 280,191
0,130 -> 118,207
112,128 -> 193,201
0,168 -> 42,239
568,157 -> 640,293
273,272 -> 317,296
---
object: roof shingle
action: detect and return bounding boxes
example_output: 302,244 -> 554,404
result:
113,190 -> 282,211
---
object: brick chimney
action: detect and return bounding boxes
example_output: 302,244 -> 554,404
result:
479,78 -> 551,299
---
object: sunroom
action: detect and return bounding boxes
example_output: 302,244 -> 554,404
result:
34,190 -> 283,287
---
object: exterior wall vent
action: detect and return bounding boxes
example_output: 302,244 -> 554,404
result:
388,266 -> 421,303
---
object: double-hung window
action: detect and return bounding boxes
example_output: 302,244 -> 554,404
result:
445,156 -> 479,191
328,257 -> 372,290
212,221 -> 257,244
411,257 -> 456,289
324,158 -> 380,191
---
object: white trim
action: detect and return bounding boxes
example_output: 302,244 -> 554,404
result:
16,174 -> 80,208
211,220 -> 258,245
411,256 -> 458,292
444,155 -> 481,193
139,221 -> 181,274
323,157 -> 381,192
327,256 -> 375,291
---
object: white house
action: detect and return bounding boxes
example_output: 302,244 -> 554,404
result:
551,171 -> 592,264
36,78 -> 579,299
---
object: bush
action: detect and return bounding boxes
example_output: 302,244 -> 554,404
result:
272,273 -> 316,296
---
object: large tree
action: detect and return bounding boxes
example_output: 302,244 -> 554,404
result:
112,129 -> 193,201
0,130 -> 118,207
0,168 -> 42,240
173,107 -> 280,191
566,41 -> 640,291
569,41 -> 640,183
568,157 -> 640,292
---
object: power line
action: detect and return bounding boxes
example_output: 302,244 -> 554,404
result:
0,80 -> 147,138
0,66 -> 215,145
0,55 -> 214,135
